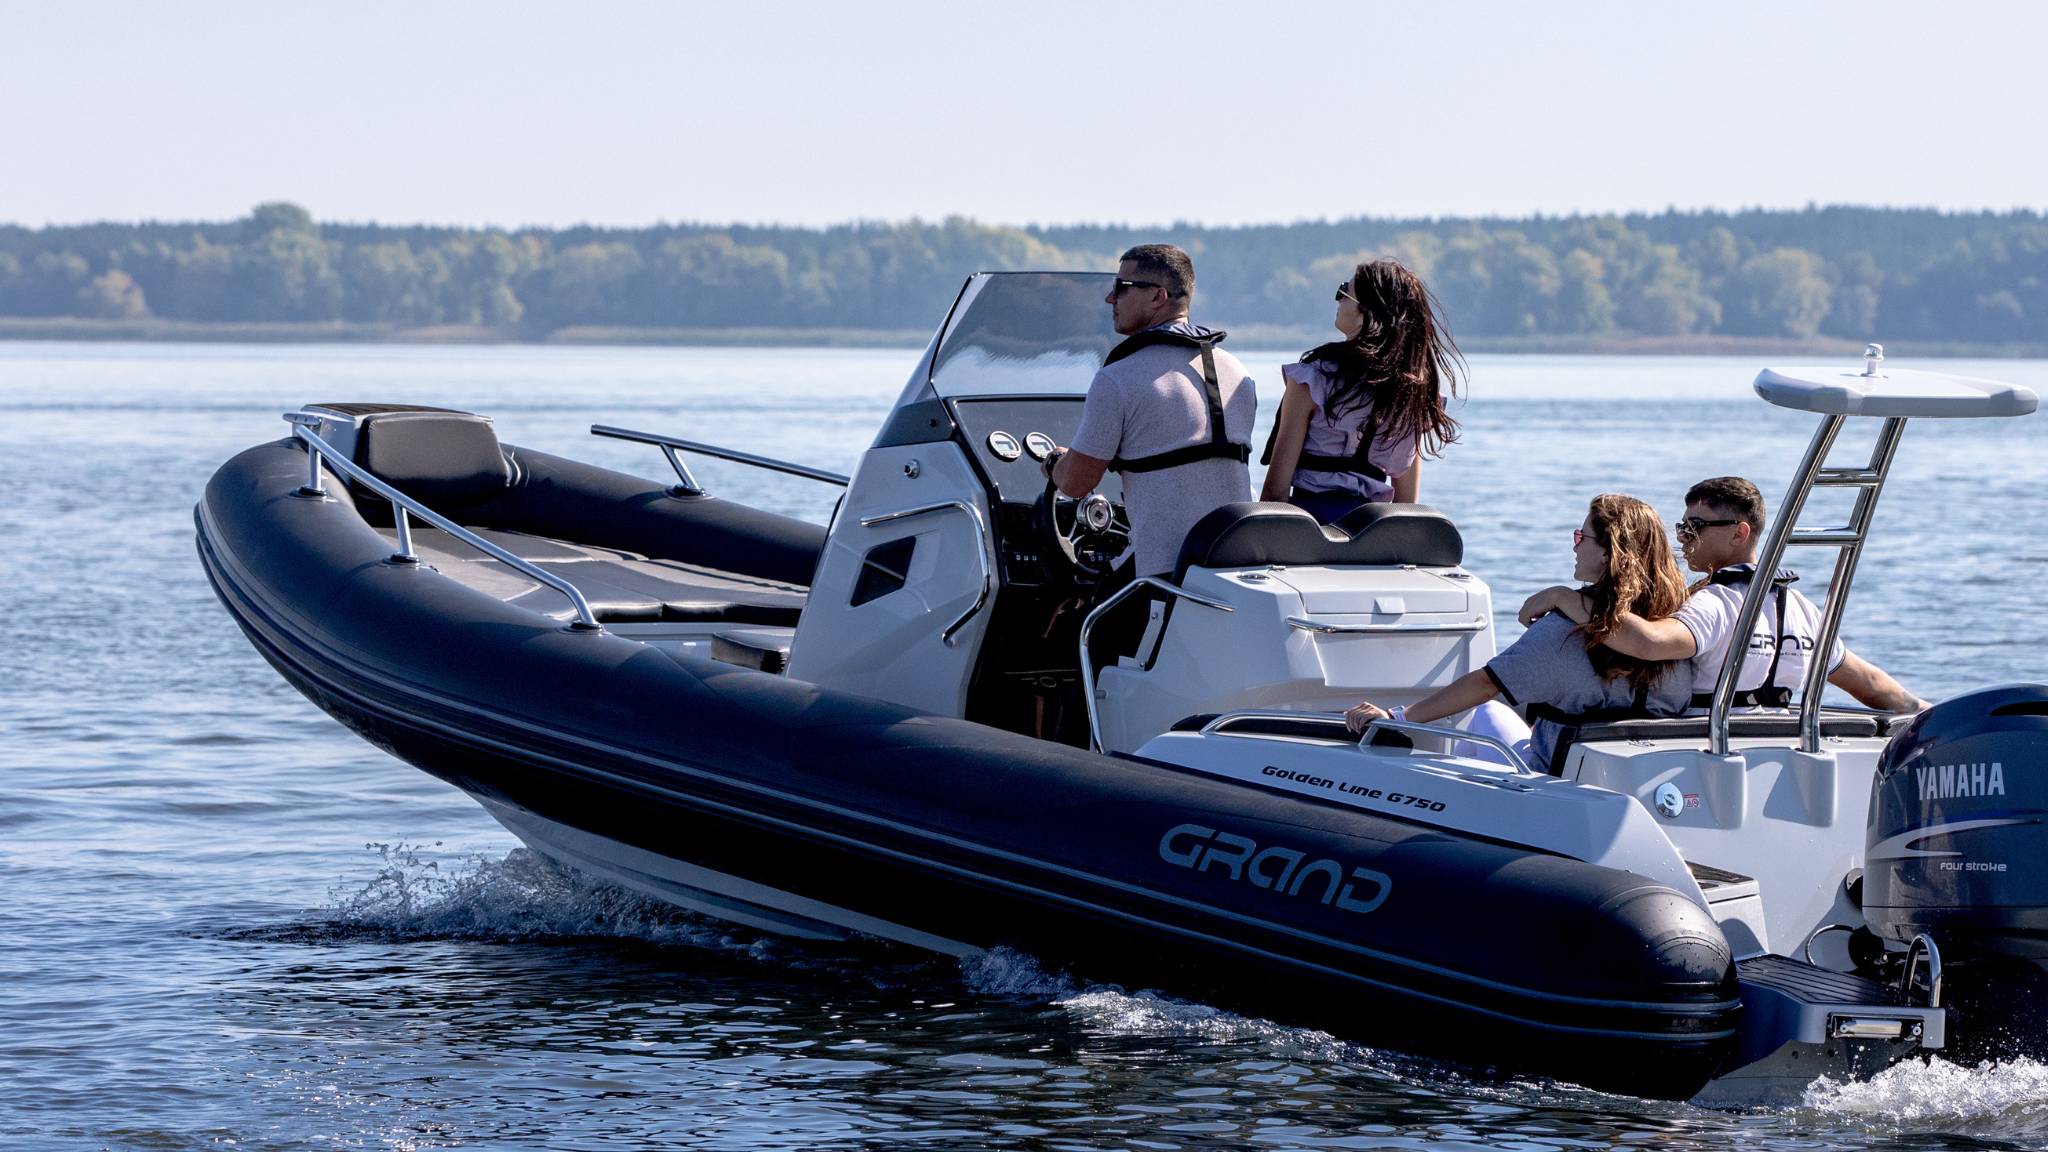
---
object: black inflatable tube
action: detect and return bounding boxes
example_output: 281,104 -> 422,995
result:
198,437 -> 1740,1099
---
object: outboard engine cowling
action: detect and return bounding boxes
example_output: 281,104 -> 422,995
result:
1865,684 -> 2048,962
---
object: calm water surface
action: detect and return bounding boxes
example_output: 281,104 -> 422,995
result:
3,342 -> 2047,1150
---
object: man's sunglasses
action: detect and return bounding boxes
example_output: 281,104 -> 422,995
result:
1111,278 -> 1162,296
1676,516 -> 1741,541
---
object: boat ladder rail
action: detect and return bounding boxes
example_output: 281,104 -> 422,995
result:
1710,345 -> 2038,754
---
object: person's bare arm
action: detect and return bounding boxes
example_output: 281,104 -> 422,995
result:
1391,451 -> 1421,503
1829,651 -> 1930,712
1345,668 -> 1500,732
1048,448 -> 1109,498
1258,378 -> 1312,502
1512,586 -> 1696,660
1607,615 -> 1697,660
1517,585 -> 1592,627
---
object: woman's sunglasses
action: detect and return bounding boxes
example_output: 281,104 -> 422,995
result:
1335,283 -> 1359,303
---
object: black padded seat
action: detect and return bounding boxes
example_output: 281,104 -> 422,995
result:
1174,501 -> 1464,581
344,407 -> 513,510
1568,713 -> 1883,744
1552,711 -> 1890,771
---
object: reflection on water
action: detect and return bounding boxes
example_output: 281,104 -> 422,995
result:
2,343 -> 2046,1148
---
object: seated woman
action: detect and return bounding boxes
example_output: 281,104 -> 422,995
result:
1344,494 -> 1692,774
1258,259 -> 1462,523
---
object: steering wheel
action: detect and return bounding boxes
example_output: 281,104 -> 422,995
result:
1035,474 -> 1131,582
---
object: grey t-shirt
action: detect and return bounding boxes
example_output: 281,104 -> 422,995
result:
1070,335 -> 1256,576
1484,612 -> 1691,771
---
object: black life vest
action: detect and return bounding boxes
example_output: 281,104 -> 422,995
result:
1690,564 -> 1802,709
1524,679 -> 1654,727
1104,328 -> 1251,474
1258,375 -> 1390,484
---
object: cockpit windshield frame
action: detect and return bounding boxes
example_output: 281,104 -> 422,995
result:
896,272 -> 1119,408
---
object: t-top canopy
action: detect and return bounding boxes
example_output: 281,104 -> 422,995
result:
1755,363 -> 2038,419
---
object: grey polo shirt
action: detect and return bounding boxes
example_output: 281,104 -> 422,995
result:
1070,333 -> 1256,576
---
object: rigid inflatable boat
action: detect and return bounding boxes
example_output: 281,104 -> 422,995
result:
197,272 -> 2043,1103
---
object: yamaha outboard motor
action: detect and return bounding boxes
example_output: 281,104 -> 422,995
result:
1866,684 -> 2048,962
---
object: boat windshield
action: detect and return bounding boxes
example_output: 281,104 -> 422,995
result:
913,272 -> 1119,402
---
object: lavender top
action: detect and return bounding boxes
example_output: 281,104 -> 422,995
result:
1281,360 -> 1419,499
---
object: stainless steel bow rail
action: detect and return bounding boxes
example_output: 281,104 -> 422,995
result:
590,424 -> 850,495
283,412 -> 604,632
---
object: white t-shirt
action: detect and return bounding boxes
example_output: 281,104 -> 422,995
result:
1675,571 -> 1846,708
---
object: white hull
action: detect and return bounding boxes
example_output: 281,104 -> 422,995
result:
477,797 -> 981,957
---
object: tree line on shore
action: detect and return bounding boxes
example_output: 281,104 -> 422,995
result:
1,201 -> 2042,345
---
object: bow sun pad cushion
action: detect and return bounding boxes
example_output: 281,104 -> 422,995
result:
337,406 -> 821,625
1174,501 -> 1464,581
379,525 -> 641,565
336,407 -> 824,587
378,532 -> 808,626
477,447 -> 826,588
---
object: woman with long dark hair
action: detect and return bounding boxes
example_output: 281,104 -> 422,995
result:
1343,494 -> 1692,774
1259,259 -> 1463,522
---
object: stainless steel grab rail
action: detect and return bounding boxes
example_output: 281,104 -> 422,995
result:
859,500 -> 993,647
591,424 -> 850,494
1189,711 -> 1539,785
1286,616 -> 1487,635
1080,576 -> 1235,752
284,412 -> 603,632
1196,710 -> 1352,737
1360,717 -> 1540,778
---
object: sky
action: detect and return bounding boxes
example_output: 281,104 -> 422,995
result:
6,0 -> 2045,231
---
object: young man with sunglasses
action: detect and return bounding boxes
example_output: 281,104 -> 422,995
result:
1042,244 -> 1256,580
1517,476 -> 1926,714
